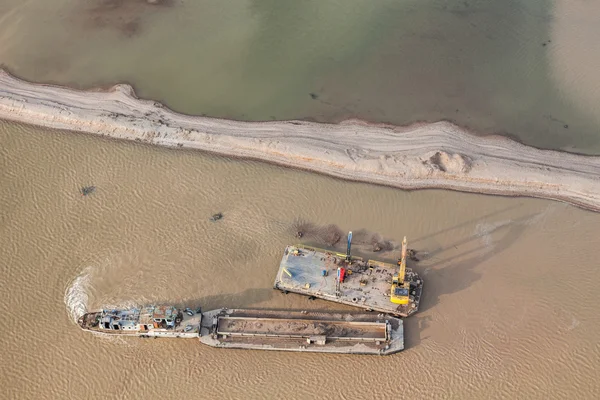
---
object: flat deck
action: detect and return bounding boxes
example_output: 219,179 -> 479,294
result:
200,308 -> 404,355
217,316 -> 386,340
273,245 -> 423,317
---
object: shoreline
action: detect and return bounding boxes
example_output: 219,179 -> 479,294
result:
1,69 -> 599,212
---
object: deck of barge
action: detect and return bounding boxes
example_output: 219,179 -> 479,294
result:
273,245 -> 423,317
200,308 -> 404,355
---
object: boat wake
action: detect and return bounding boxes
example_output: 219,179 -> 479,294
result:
475,220 -> 512,247
64,257 -> 156,325
91,331 -> 133,346
64,266 -> 93,323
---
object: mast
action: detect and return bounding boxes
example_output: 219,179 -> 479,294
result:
346,231 -> 353,261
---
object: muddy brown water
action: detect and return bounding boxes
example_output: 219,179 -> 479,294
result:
1,121 -> 599,399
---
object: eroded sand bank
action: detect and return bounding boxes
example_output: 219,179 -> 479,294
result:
1,69 -> 599,211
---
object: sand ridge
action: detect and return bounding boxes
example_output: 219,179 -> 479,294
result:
1,69 -> 599,212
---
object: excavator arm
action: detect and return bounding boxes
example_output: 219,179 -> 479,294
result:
390,236 -> 409,305
398,236 -> 407,283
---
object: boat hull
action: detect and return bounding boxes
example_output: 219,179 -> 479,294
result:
78,307 -> 404,355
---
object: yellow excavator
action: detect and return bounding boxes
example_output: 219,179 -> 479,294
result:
390,236 -> 410,305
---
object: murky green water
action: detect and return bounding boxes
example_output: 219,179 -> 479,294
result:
2,0 -> 600,152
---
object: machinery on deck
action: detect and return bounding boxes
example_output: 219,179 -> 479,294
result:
274,232 -> 423,317
390,237 -> 410,305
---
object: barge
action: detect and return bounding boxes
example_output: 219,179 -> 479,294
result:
78,306 -> 404,355
200,308 -> 403,355
273,233 -> 423,317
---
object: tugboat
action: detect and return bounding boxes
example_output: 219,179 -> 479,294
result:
78,305 -> 201,338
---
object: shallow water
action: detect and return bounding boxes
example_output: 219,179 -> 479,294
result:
1,0 -> 600,153
1,122 -> 599,398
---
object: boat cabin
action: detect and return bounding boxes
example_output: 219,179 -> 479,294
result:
96,306 -> 181,332
139,306 -> 180,330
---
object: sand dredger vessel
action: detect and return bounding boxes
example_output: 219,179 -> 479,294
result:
78,306 -> 404,355
78,231 -> 420,355
274,233 -> 423,317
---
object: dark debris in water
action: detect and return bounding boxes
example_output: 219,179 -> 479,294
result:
210,212 -> 223,222
290,219 -> 410,255
84,0 -> 176,38
80,186 -> 96,196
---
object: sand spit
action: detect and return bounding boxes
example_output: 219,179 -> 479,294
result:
1,70 -> 599,212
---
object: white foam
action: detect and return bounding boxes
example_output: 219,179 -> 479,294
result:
91,331 -> 132,346
64,266 -> 93,323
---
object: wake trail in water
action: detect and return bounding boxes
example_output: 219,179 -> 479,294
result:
64,266 -> 93,323
63,256 -> 161,325
475,220 -> 512,247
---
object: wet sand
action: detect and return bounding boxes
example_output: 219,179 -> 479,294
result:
1,70 -> 600,212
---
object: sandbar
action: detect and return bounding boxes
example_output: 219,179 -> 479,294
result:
1,70 -> 599,212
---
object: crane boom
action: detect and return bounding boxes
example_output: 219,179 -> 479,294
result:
399,236 -> 407,283
390,236 -> 409,305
